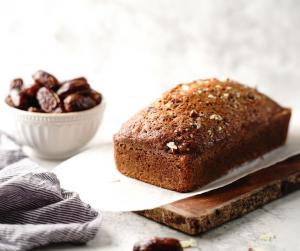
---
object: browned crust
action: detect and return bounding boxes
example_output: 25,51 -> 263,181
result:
114,79 -> 287,155
114,109 -> 291,192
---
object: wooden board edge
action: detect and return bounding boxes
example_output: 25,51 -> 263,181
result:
136,171 -> 300,235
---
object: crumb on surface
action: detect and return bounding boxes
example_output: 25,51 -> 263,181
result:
180,239 -> 197,248
259,232 -> 276,241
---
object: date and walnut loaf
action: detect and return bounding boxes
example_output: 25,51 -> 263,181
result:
113,79 -> 291,192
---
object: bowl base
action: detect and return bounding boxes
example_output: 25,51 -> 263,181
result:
23,146 -> 79,160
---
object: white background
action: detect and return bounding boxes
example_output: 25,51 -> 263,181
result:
0,0 -> 299,250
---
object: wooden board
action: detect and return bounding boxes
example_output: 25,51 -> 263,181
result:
137,154 -> 300,235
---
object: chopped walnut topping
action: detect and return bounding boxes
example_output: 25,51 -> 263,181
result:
165,102 -> 172,109
226,86 -> 232,90
166,141 -> 178,150
210,114 -> 223,121
207,129 -> 213,136
218,126 -> 223,131
190,83 -> 200,89
208,94 -> 216,99
190,116 -> 202,129
197,90 -> 202,94
236,92 -> 241,98
167,111 -> 175,117
181,84 -> 190,91
215,85 -> 221,88
222,93 -> 229,99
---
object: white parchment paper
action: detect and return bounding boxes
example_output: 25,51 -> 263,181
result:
54,113 -> 300,212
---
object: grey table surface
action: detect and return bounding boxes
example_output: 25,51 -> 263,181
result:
0,0 -> 299,250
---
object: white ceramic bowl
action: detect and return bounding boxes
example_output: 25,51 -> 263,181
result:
3,100 -> 105,160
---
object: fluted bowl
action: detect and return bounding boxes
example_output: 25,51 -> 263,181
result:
3,100 -> 105,160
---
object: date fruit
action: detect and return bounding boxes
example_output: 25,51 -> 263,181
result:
10,78 -> 24,90
133,237 -> 183,251
6,70 -> 102,113
57,77 -> 90,98
24,83 -> 41,98
32,70 -> 59,90
9,89 -> 28,109
90,90 -> 102,104
37,87 -> 60,113
64,93 -> 96,112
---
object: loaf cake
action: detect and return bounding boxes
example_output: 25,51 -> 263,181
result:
113,79 -> 291,192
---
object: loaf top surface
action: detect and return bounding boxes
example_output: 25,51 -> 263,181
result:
114,79 -> 289,154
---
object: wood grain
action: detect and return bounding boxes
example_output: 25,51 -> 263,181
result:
137,155 -> 300,235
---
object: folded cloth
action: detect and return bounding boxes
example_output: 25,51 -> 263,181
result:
0,132 -> 102,251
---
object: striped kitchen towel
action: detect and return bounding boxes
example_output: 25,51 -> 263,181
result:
0,132 -> 102,251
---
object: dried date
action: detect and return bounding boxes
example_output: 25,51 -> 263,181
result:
63,93 -> 96,112
10,78 -> 24,90
37,87 -> 60,112
9,89 -> 28,109
23,83 -> 41,98
32,70 -> 59,90
57,77 -> 90,98
133,237 -> 183,251
6,70 -> 102,113
90,90 -> 102,104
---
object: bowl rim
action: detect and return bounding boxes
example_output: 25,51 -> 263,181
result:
3,96 -> 105,118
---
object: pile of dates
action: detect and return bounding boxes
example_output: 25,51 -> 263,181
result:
6,70 -> 102,113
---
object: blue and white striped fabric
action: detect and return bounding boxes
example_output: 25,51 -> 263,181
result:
0,132 -> 102,251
